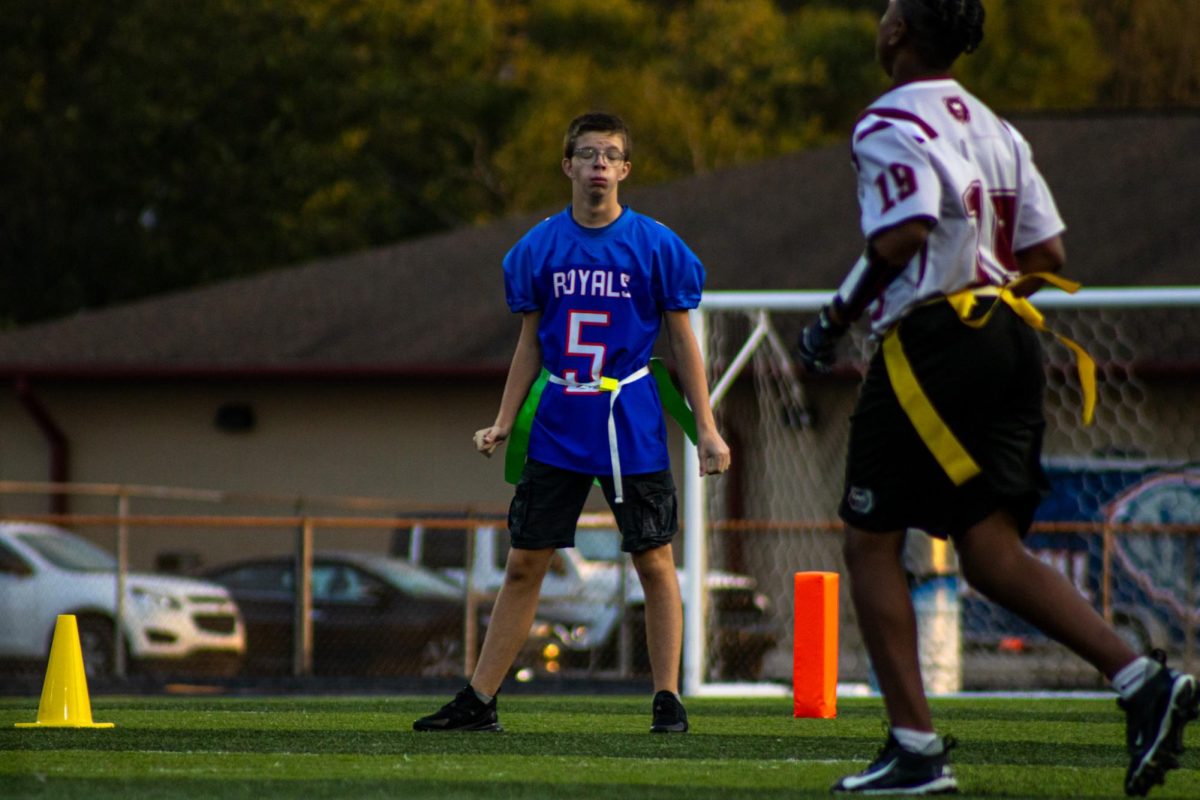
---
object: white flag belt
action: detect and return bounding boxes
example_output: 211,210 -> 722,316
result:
546,365 -> 652,503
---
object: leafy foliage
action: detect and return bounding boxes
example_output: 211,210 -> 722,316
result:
0,0 -> 1180,325
1081,0 -> 1200,107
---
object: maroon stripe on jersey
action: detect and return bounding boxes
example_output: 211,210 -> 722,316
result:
858,107 -> 939,140
855,120 -> 894,143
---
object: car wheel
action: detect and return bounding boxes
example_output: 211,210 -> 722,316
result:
75,616 -> 119,679
418,635 -> 463,677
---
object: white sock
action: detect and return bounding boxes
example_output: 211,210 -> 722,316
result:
893,726 -> 941,754
473,688 -> 494,705
1113,656 -> 1158,700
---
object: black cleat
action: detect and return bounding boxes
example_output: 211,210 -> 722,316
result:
650,690 -> 689,733
1120,651 -> 1199,796
832,732 -> 958,795
412,685 -> 503,732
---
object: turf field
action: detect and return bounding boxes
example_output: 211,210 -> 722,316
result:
3,693 -> 1198,798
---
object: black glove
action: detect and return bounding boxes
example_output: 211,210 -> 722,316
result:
797,306 -> 847,373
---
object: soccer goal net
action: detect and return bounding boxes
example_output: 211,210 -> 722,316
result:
683,287 -> 1200,695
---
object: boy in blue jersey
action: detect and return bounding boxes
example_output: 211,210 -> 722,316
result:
414,112 -> 730,733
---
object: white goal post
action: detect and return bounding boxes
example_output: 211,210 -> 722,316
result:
683,286 -> 1200,697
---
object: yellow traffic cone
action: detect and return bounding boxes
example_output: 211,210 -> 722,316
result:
15,614 -> 115,728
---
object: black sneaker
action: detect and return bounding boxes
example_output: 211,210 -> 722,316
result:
832,732 -> 958,795
1120,651 -> 1199,796
412,685 -> 503,732
650,690 -> 688,733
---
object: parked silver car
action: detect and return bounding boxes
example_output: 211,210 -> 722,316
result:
393,517 -> 778,680
0,522 -> 245,678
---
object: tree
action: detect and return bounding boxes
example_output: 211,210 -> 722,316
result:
0,0 -> 1182,326
1082,0 -> 1200,107
0,0 -> 509,325
489,0 -> 878,210
956,0 -> 1109,109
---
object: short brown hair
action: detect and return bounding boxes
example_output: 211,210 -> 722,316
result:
563,112 -> 631,160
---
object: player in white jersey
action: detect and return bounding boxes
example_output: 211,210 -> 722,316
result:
797,1 -> 1198,796
850,77 -> 1066,335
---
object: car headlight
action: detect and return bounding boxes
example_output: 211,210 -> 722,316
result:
130,586 -> 183,611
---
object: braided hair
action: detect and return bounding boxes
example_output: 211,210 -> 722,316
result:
898,0 -> 985,69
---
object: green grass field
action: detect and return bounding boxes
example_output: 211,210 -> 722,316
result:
3,693 -> 1198,799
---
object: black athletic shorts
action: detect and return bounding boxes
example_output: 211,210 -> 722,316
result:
839,298 -> 1049,540
507,459 -> 678,553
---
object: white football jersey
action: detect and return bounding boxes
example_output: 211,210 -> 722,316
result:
851,77 -> 1065,335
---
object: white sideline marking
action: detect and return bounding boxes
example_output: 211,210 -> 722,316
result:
691,682 -> 791,697
689,682 -> 1117,700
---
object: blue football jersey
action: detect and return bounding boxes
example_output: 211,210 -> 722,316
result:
503,206 -> 705,475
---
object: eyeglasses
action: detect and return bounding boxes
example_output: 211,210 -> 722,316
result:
572,146 -> 626,164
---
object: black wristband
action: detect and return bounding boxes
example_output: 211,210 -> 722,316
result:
834,240 -> 905,323
819,304 -> 848,334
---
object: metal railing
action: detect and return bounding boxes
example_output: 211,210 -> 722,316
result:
0,480 -> 505,679
5,481 -> 1200,685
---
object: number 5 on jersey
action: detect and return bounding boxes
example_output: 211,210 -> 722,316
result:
564,310 -> 610,393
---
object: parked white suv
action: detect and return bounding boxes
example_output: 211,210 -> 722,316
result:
392,515 -> 778,680
0,522 -> 246,678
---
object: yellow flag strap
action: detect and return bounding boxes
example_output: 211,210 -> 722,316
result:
882,332 -> 982,486
944,273 -> 1096,427
883,273 -> 1097,487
